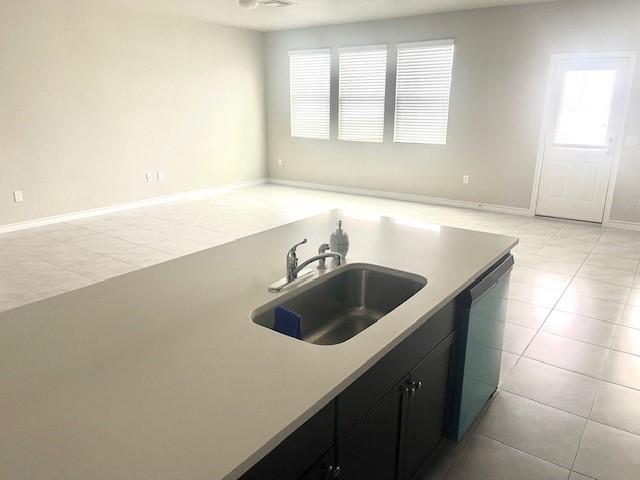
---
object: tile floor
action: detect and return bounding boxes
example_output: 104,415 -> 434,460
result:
2,184 -> 640,480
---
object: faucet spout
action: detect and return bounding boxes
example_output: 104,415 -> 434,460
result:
270,240 -> 343,293
295,252 -> 342,275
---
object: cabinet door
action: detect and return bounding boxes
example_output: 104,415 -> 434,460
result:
403,333 -> 455,479
240,401 -> 336,480
337,383 -> 405,480
299,448 -> 336,480
338,301 -> 456,436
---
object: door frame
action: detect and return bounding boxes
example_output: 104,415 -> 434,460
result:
529,51 -> 637,224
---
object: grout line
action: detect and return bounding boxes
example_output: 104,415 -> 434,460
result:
505,275 -> 640,472
494,228 -> 602,474
569,287 -> 621,472
510,229 -> 591,362
496,386 -> 591,419
473,432 -> 572,472
526,328 -> 614,353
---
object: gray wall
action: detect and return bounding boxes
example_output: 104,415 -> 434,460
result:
0,0 -> 266,225
265,0 -> 640,222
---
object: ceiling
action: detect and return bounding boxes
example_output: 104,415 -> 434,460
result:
108,0 -> 564,32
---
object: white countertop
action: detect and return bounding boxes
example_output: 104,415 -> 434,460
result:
0,211 -> 517,480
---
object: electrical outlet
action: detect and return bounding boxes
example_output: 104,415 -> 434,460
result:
13,190 -> 23,202
157,171 -> 164,181
462,175 -> 470,184
146,173 -> 154,183
277,158 -> 283,167
625,134 -> 639,147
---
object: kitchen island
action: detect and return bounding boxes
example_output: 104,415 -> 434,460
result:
1,210 -> 517,480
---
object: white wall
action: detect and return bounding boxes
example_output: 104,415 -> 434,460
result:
0,0 -> 266,225
3,0 -> 640,226
265,0 -> 640,222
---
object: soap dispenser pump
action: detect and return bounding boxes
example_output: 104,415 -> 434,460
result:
330,220 -> 349,258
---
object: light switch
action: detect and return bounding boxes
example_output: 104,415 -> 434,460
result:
13,190 -> 23,202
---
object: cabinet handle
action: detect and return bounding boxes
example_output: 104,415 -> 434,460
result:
326,465 -> 334,480
326,465 -> 342,479
406,380 -> 422,396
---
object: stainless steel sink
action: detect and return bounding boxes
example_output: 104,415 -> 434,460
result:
251,264 -> 427,345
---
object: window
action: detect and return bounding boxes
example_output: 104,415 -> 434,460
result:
338,45 -> 388,143
553,69 -> 617,147
394,40 -> 455,145
289,49 -> 331,139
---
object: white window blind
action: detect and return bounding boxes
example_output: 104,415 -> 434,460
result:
338,45 -> 388,143
394,40 -> 455,145
289,49 -> 331,139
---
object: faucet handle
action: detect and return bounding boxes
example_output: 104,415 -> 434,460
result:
288,238 -> 307,259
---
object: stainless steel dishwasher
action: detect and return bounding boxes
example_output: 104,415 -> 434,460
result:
448,254 -> 514,441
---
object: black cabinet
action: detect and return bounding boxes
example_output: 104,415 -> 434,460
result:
337,301 -> 456,436
240,401 -> 336,480
299,448 -> 337,480
402,333 -> 456,479
240,300 -> 459,480
336,332 -> 456,480
336,383 -> 404,480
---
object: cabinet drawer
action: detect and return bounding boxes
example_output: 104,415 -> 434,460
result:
337,301 -> 457,436
241,401 -> 336,480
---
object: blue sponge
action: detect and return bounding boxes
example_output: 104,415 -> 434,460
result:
274,306 -> 302,340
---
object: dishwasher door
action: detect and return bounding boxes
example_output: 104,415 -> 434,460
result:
449,254 -> 514,441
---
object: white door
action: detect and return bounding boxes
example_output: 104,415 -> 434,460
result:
536,56 -> 631,223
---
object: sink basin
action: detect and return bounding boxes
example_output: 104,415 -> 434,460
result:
251,264 -> 427,345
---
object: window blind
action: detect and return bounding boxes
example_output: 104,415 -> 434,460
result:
394,40 -> 455,145
289,49 -> 331,139
338,45 -> 388,143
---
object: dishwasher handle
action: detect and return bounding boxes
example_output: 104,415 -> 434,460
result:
467,254 -> 514,305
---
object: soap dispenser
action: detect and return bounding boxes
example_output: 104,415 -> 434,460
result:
330,220 -> 349,258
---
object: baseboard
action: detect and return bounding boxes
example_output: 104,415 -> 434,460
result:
605,219 -> 640,231
0,178 -> 267,234
268,178 -> 533,217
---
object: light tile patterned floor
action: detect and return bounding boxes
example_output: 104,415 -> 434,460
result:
2,184 -> 640,480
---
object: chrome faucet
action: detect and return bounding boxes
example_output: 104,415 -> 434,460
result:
285,238 -> 309,282
269,239 -> 342,292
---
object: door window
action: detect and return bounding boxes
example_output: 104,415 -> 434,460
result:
553,69 -> 617,148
